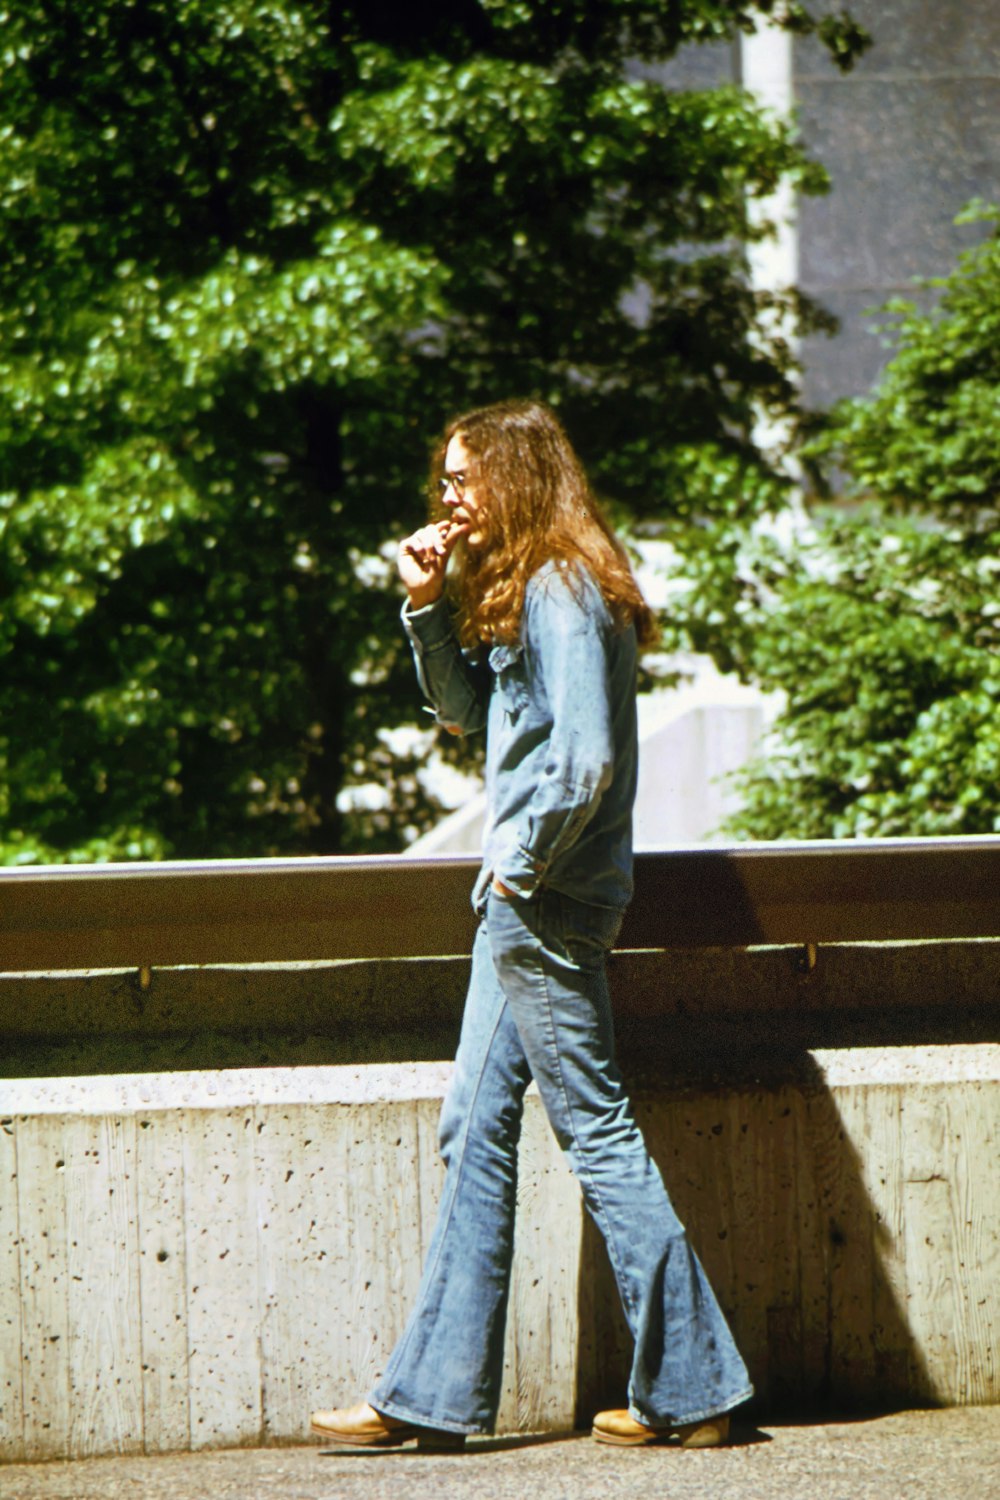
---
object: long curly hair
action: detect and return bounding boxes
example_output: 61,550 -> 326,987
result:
429,399 -> 657,649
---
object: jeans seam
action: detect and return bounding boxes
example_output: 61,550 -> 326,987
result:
378,985 -> 509,1402
531,929 -> 639,1326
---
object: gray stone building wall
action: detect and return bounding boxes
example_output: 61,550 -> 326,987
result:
795,1 -> 1000,407
637,5 -> 1000,411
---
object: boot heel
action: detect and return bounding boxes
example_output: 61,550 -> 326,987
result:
416,1431 -> 466,1452
679,1415 -> 730,1448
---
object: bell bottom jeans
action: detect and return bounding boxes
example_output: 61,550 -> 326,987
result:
370,889 -> 752,1434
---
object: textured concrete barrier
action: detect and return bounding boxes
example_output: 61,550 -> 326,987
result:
0,1068 -> 579,1461
579,1046 -> 1000,1420
2,940 -> 999,1461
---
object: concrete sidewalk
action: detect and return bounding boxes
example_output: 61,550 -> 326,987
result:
3,1408 -> 998,1500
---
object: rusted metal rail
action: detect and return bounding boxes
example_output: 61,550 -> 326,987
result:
2,837 -> 1000,972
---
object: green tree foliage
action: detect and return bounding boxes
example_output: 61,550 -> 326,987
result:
718,206 -> 1000,839
0,0 -> 865,862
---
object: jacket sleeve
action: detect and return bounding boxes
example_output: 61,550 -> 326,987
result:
402,596 -> 491,736
497,570 -> 615,897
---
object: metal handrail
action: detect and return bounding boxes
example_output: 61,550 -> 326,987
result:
2,836 -> 1000,973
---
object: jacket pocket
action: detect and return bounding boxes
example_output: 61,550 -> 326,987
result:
488,642 -> 528,721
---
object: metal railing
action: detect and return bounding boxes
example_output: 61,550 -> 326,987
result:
2,835 -> 1000,973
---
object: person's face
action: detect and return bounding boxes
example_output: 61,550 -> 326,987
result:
440,433 -> 488,550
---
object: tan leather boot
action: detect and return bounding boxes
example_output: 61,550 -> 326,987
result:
310,1400 -> 464,1450
591,1409 -> 730,1447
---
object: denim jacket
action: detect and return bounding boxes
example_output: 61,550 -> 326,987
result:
402,561 -> 638,913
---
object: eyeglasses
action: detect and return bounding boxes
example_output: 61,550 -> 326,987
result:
438,470 -> 468,500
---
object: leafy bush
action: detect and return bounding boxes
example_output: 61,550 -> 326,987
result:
717,206 -> 1000,839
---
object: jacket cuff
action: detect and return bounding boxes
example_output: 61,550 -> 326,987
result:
496,845 -> 547,900
401,595 -> 455,650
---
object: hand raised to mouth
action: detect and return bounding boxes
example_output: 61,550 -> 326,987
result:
397,517 -> 470,610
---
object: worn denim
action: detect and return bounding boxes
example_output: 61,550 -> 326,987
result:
370,889 -> 753,1433
402,562 -> 636,910
377,561 -> 752,1432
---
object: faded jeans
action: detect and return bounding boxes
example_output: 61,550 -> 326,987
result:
370,889 -> 752,1434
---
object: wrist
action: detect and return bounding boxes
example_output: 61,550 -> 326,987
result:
407,583 -> 444,612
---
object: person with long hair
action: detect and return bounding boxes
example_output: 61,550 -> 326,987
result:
311,399 -> 751,1450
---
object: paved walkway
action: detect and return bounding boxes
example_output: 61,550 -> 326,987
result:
4,1409 -> 999,1500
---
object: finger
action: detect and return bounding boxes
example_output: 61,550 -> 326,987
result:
440,518 -> 470,553
421,524 -> 452,556
401,530 -> 445,562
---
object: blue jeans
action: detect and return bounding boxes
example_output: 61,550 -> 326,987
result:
370,889 -> 753,1434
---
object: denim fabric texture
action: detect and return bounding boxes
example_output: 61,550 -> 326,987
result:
379,561 -> 753,1432
370,890 -> 753,1432
402,562 -> 637,911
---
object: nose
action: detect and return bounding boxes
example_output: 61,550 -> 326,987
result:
441,481 -> 461,507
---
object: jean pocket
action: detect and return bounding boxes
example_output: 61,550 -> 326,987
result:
549,893 -> 625,971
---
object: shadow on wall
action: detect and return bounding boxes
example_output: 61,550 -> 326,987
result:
576,1052 -> 938,1421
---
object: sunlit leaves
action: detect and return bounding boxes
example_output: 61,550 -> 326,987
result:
0,439 -> 201,636
0,0 -> 867,862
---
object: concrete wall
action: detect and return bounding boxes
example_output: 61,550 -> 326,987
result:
2,941 -> 998,1461
0,1070 -> 579,1462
